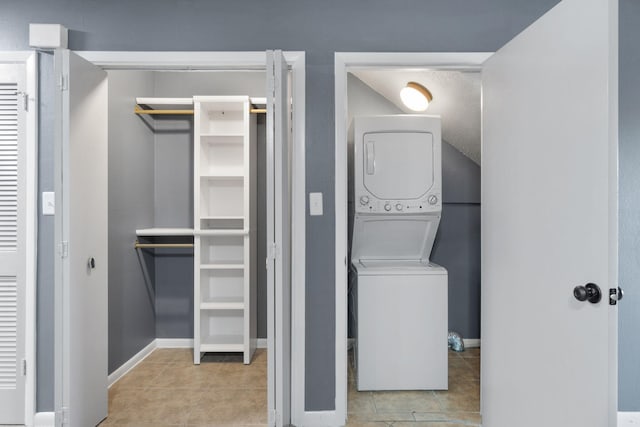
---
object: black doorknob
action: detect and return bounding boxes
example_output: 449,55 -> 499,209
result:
573,283 -> 602,304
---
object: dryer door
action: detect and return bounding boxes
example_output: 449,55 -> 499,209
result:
362,131 -> 434,200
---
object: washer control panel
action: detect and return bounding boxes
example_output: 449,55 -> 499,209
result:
356,192 -> 442,213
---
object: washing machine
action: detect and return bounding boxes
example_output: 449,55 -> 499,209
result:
350,115 -> 448,391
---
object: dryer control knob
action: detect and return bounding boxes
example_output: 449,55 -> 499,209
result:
428,195 -> 439,205
384,203 -> 392,211
395,203 -> 403,211
359,195 -> 370,205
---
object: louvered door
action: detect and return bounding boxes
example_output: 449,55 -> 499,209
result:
0,64 -> 26,424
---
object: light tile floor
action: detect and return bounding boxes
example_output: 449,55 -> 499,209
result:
100,347 -> 480,426
346,348 -> 481,427
99,349 -> 268,426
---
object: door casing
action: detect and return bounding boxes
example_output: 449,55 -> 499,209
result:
50,50 -> 306,425
333,52 -> 490,427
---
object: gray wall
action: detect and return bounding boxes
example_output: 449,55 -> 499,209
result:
348,74 -> 481,339
618,0 -> 640,412
108,71 -> 269,349
35,52 -> 55,411
11,0 -> 629,413
107,71 -> 157,373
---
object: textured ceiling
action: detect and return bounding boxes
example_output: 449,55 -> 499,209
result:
351,70 -> 481,164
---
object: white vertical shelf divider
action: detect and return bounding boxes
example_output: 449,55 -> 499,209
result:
193,96 -> 257,364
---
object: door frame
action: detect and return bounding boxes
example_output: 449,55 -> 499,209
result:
333,52 -> 492,425
55,50 -> 306,424
0,51 -> 38,427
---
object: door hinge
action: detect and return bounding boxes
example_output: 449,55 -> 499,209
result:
59,241 -> 69,258
17,91 -> 29,111
58,74 -> 68,91
21,359 -> 26,376
269,242 -> 279,260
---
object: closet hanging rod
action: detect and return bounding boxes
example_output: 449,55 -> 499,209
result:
134,240 -> 194,249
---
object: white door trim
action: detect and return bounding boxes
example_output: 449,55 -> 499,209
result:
0,50 -> 38,427
62,50 -> 306,425
333,52 -> 491,426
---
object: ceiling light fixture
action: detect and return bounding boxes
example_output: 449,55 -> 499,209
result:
400,81 -> 433,112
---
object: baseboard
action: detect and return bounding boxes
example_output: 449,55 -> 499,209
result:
463,338 -> 480,348
156,338 -> 193,348
108,339 -> 156,387
619,412 -> 640,425
34,411 -> 55,427
257,338 -> 267,348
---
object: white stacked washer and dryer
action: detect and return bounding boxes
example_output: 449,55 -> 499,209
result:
350,115 -> 448,391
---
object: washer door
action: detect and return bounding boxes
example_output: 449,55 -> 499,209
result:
362,131 -> 434,200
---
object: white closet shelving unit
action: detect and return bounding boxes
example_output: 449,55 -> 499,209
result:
193,96 -> 257,364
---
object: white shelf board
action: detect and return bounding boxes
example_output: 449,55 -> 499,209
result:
200,334 -> 244,352
200,174 -> 244,180
136,227 -> 194,236
136,97 -> 193,105
196,229 -> 248,236
200,168 -> 244,177
200,263 -> 245,270
201,134 -> 244,143
250,97 -> 266,105
200,132 -> 245,138
200,216 -> 244,220
200,297 -> 245,310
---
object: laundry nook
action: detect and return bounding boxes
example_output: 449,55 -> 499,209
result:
349,115 -> 448,391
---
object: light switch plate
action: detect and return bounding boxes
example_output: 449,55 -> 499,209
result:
309,192 -> 323,216
42,192 -> 55,215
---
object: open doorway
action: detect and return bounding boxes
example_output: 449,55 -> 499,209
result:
53,51 -> 304,427
344,68 -> 482,425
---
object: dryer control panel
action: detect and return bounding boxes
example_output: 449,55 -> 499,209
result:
357,193 -> 441,213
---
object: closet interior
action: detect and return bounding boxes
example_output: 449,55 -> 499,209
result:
106,70 -> 268,373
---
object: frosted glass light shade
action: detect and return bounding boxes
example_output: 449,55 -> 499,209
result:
400,82 -> 433,112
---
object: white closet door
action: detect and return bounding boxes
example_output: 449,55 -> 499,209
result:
0,59 -> 27,425
266,49 -> 292,427
54,50 -> 108,427
482,0 -> 617,426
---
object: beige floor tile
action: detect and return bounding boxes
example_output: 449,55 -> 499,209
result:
199,361 -> 268,388
448,349 -> 463,359
145,363 -> 218,389
347,388 -> 376,414
109,388 -> 202,425
460,347 -> 480,358
112,362 -> 169,389
413,411 -> 481,424
434,380 -> 480,412
462,357 -> 480,378
251,348 -> 268,364
141,348 -> 184,364
347,412 -> 414,422
394,423 -> 472,427
345,421 -> 391,427
371,390 -> 441,413
448,358 -> 477,382
187,388 -> 267,425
